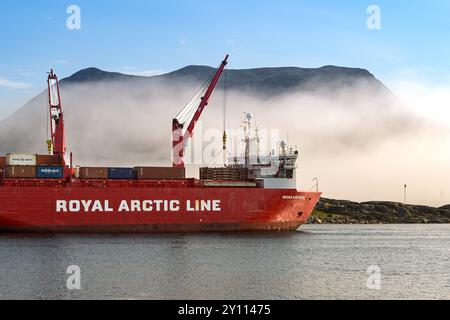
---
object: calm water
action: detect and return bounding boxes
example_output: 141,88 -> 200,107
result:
0,225 -> 449,300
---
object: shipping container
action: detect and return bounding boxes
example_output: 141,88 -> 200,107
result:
135,167 -> 185,180
202,181 -> 257,188
36,166 -> 64,179
74,167 -> 80,178
36,154 -> 62,166
6,153 -> 36,166
200,167 -> 249,181
6,166 -> 37,178
108,168 -> 135,180
0,156 -> 6,167
79,167 -> 108,179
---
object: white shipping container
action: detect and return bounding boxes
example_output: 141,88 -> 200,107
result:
6,153 -> 37,166
74,166 -> 80,178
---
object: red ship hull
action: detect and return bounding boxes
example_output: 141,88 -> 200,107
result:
0,179 -> 321,233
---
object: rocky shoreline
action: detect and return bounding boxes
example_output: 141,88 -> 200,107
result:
310,198 -> 450,224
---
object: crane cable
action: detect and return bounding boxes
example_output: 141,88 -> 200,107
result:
176,60 -> 225,130
46,98 -> 49,142
176,83 -> 207,123
222,67 -> 227,151
46,93 -> 53,154
175,66 -> 218,126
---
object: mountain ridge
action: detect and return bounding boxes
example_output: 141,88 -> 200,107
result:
66,64 -> 377,81
60,64 -> 389,97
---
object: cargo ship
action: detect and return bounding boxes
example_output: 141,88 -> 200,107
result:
0,55 -> 321,233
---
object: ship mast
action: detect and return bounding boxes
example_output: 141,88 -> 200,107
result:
172,55 -> 229,168
243,112 -> 253,169
255,126 -> 261,164
47,69 -> 66,162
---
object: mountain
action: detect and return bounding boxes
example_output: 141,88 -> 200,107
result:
61,65 -> 390,96
61,67 -> 138,83
0,64 -> 411,167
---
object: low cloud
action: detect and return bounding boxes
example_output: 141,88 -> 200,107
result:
1,76 -> 449,206
389,80 -> 450,127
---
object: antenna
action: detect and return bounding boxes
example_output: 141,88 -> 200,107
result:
255,126 -> 261,164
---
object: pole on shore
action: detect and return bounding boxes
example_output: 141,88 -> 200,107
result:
313,178 -> 319,192
404,184 -> 407,204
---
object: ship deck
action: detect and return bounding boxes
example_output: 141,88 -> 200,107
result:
0,178 -> 260,188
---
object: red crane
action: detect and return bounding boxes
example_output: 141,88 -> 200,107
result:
47,69 -> 66,161
172,55 -> 229,167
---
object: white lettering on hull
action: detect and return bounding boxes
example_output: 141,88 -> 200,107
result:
56,200 -> 221,213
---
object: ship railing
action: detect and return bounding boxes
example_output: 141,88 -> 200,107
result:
71,178 -> 204,188
1,179 -> 66,188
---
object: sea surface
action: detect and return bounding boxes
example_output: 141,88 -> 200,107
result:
1,224 -> 449,300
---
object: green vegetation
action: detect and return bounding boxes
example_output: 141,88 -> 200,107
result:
309,198 -> 450,224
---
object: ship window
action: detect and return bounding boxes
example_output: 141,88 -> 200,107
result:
298,212 -> 304,217
286,170 -> 294,179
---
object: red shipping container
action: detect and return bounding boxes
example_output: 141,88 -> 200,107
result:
36,154 -> 63,166
6,166 -> 37,178
135,167 -> 185,180
79,167 -> 108,179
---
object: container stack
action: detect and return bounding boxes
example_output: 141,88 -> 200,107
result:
3,153 -> 64,179
6,153 -> 37,179
36,154 -> 64,179
74,166 -> 185,180
200,167 -> 249,181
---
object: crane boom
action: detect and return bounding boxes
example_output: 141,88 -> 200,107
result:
47,69 -> 66,159
172,55 -> 229,167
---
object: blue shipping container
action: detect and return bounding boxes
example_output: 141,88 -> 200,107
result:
37,166 -> 63,179
108,168 -> 135,179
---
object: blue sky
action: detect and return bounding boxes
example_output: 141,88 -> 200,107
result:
1,0 -> 450,119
